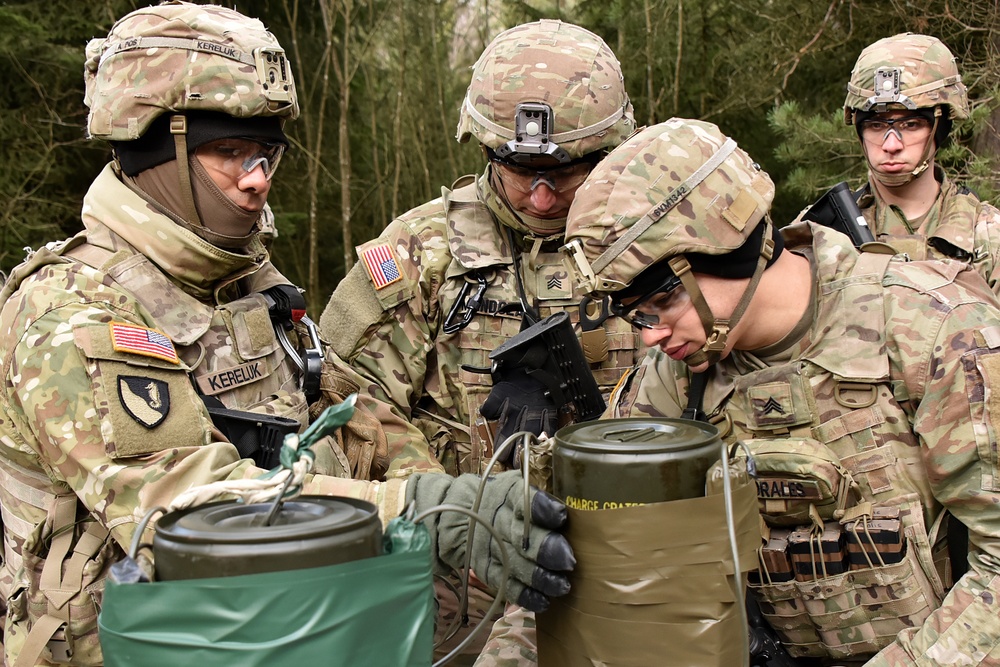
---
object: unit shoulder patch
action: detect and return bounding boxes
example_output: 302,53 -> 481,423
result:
118,375 -> 170,428
109,322 -> 179,364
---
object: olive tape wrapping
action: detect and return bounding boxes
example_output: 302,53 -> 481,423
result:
537,454 -> 759,667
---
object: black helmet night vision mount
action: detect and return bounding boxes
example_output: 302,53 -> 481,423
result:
494,103 -> 571,165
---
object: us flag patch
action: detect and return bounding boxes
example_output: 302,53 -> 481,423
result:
360,242 -> 402,290
109,323 -> 179,364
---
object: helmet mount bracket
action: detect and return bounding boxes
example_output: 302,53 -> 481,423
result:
494,103 -> 571,164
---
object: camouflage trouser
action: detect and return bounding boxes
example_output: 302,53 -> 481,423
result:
433,576 -> 504,666
473,605 -> 537,667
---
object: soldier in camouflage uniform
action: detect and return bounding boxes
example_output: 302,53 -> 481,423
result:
0,4 -> 575,665
838,33 -> 1000,293
319,21 -> 638,662
319,20 -> 641,480
547,117 -> 1000,665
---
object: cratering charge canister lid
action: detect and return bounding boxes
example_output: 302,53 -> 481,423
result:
153,496 -> 383,580
553,418 -> 722,509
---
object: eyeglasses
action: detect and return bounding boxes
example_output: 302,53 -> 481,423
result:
859,115 -> 933,144
491,159 -> 594,195
195,138 -> 286,181
611,275 -> 691,330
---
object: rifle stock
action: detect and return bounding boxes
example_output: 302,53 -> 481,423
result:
802,181 -> 876,248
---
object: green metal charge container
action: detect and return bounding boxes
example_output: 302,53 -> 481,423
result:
153,496 -> 382,580
553,417 -> 722,510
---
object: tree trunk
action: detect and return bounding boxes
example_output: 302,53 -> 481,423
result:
304,0 -> 336,312
339,10 -> 353,275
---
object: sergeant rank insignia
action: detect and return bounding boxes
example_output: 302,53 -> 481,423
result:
118,376 -> 170,428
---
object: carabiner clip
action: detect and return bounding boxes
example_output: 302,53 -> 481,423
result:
299,315 -> 324,404
273,315 -> 323,404
443,273 -> 489,334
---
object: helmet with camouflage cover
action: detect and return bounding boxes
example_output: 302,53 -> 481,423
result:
84,0 -> 298,142
844,33 -> 967,186
456,19 -> 634,163
844,33 -> 968,124
562,118 -> 778,368
82,1 -> 298,247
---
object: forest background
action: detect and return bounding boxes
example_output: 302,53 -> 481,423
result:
3,0 -> 998,313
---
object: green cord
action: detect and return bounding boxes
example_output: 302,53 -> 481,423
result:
259,394 -> 359,488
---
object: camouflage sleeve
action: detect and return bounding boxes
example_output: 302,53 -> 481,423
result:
320,350 -> 445,479
972,201 -> 1000,298
3,297 -> 387,550
320,214 -> 448,477
870,300 -> 1000,666
474,604 -> 538,666
608,349 -> 686,419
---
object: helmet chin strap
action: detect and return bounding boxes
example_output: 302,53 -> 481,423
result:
170,114 -> 203,226
864,113 -> 938,188
668,219 -> 775,368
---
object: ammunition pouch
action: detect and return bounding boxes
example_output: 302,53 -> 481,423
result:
749,532 -> 938,659
742,440 -> 940,659
738,438 -> 858,527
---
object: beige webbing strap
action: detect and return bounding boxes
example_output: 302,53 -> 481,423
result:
16,615 -> 65,667
46,522 -> 110,609
38,496 -> 76,595
170,114 -> 201,225
379,479 -> 407,529
839,501 -> 874,524
847,74 -> 961,102
668,219 -> 774,365
460,96 -> 628,145
99,36 -> 258,69
15,495 -> 76,667
15,500 -> 109,667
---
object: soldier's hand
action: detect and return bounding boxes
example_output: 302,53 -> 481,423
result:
481,368 -> 559,463
407,471 -> 574,612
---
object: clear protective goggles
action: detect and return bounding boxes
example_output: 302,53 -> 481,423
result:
859,115 -> 933,145
611,274 -> 692,330
490,156 -> 596,195
486,148 -> 603,194
195,137 -> 286,181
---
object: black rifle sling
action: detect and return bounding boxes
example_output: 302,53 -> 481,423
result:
681,370 -> 710,422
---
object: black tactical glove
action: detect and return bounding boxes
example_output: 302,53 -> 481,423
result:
406,471 -> 575,612
480,366 -> 559,462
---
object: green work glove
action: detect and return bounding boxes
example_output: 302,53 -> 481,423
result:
407,471 -> 575,612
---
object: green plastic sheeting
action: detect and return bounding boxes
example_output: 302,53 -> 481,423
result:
99,518 -> 435,667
